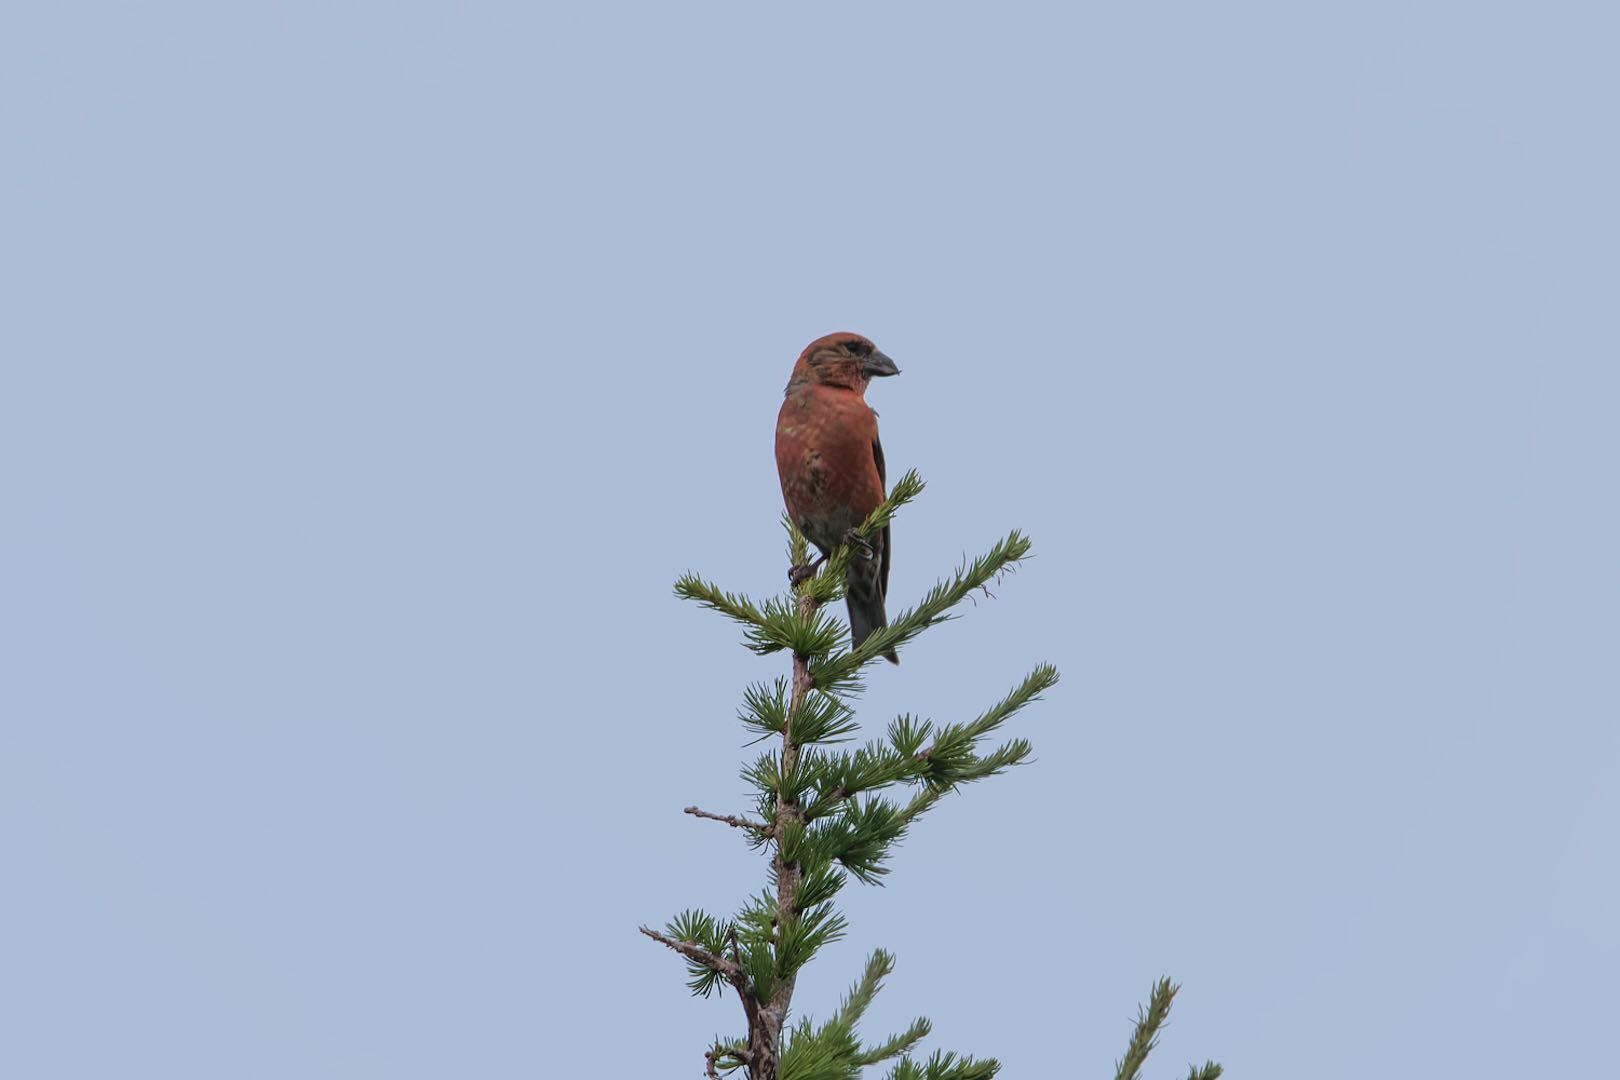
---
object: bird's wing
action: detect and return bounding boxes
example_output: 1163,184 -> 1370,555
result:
873,428 -> 891,600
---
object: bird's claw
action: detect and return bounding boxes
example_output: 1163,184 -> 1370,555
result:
788,556 -> 827,587
843,528 -> 876,561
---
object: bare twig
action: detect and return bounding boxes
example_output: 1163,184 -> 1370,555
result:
685,806 -> 773,834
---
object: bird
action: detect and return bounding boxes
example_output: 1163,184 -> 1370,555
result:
775,331 -> 902,662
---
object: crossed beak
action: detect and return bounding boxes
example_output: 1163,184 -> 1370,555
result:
863,350 -> 901,378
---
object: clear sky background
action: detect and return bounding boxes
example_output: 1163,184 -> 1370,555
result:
3,2 -> 1615,1077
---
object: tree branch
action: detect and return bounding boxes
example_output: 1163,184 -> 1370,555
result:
685,805 -> 773,835
1115,977 -> 1178,1080
638,926 -> 751,997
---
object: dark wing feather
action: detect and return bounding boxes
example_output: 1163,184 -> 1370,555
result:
873,429 -> 890,600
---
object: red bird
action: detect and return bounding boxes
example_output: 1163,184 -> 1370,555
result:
775,332 -> 902,662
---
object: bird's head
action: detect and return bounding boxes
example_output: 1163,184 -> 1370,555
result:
787,332 -> 901,393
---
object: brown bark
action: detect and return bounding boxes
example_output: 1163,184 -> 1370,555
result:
745,587 -> 816,1080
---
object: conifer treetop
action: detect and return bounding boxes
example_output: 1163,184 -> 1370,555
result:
646,476 -> 1218,1080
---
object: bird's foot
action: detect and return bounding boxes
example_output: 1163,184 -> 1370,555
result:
843,528 -> 876,561
788,556 -> 827,587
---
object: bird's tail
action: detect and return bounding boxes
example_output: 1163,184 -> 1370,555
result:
847,593 -> 899,665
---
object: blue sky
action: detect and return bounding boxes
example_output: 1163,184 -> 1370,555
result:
3,2 -> 1616,1076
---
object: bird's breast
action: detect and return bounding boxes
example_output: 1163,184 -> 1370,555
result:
774,392 -> 883,549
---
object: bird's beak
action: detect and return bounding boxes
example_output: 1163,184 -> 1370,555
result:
863,350 -> 900,378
